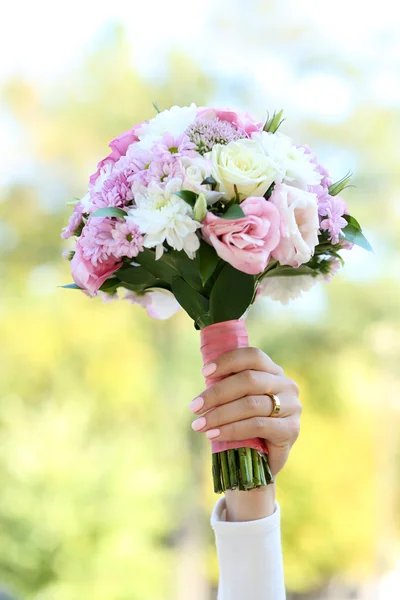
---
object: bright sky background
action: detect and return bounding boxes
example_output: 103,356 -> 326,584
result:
1,0 -> 399,116
1,0 -> 396,308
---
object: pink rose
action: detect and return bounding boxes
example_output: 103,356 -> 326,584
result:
201,197 -> 280,275
89,122 -> 145,186
196,107 -> 262,136
269,183 -> 319,268
71,243 -> 122,295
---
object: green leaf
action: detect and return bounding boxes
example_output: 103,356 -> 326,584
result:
99,277 -> 121,293
265,265 -> 316,278
116,261 -> 167,291
210,263 -> 255,323
343,214 -> 362,230
221,204 -> 245,219
341,223 -> 373,252
171,277 -> 210,325
135,249 -> 179,284
152,101 -> 161,114
201,176 -> 217,190
169,250 -> 202,291
173,190 -> 198,207
199,242 -> 220,286
91,207 -> 128,219
59,283 -> 81,289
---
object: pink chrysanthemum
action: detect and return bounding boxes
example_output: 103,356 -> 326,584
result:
324,256 -> 342,282
79,217 -> 115,266
153,132 -> 196,158
145,156 -> 184,186
111,218 -> 144,258
186,117 -> 246,155
92,171 -> 133,211
61,203 -> 84,239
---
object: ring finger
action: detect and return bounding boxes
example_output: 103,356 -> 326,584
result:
192,371 -> 291,415
191,392 -> 294,433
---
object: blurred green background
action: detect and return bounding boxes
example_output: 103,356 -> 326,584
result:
1,1 -> 399,599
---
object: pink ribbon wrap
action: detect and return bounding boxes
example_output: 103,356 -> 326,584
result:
200,320 -> 269,455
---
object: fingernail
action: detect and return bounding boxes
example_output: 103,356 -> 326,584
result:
191,417 -> 206,431
189,396 -> 204,413
206,428 -> 220,439
201,362 -> 217,377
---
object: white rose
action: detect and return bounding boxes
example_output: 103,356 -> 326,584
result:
180,155 -> 221,205
252,131 -> 322,189
135,104 -> 198,149
269,183 -> 319,267
208,138 -> 279,200
260,274 -> 317,305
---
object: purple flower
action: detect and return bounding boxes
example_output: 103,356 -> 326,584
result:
302,145 -> 332,190
323,256 -> 342,282
186,117 -> 247,155
318,193 -> 347,244
111,218 -> 144,259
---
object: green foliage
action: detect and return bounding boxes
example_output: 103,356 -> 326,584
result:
328,172 -> 353,196
91,207 -> 128,218
115,264 -> 163,291
221,204 -> 245,219
263,108 -> 284,133
199,242 -> 220,286
171,277 -> 210,327
210,264 -> 255,323
342,214 -> 373,252
173,190 -> 198,207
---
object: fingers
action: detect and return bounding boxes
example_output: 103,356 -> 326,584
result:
191,393 -> 301,433
190,371 -> 299,415
202,414 -> 300,448
202,347 -> 284,380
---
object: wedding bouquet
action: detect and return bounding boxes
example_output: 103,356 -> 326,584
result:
61,104 -> 371,493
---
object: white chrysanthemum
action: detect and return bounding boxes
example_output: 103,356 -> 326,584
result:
135,104 -> 198,149
180,155 -> 221,205
128,178 -> 201,259
251,131 -> 322,189
260,275 -> 318,305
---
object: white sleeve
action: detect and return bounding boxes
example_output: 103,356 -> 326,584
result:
210,496 -> 286,600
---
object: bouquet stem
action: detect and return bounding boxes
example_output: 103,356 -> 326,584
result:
211,447 -> 273,493
201,320 -> 274,493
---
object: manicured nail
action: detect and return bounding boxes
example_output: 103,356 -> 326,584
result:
191,417 -> 206,431
201,362 -> 217,377
189,396 -> 204,413
206,428 -> 220,439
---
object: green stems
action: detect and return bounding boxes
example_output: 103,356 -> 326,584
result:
211,448 -> 274,493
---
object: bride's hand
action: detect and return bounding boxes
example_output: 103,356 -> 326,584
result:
189,347 -> 302,521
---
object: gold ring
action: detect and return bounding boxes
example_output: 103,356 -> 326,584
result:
267,394 -> 281,417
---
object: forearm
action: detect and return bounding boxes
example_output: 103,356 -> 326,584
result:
224,483 -> 276,522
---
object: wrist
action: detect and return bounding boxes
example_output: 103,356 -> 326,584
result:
224,483 -> 276,522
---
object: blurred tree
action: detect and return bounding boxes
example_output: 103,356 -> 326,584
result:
0,16 -> 399,600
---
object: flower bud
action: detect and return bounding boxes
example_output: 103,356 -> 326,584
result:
194,192 -> 207,222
